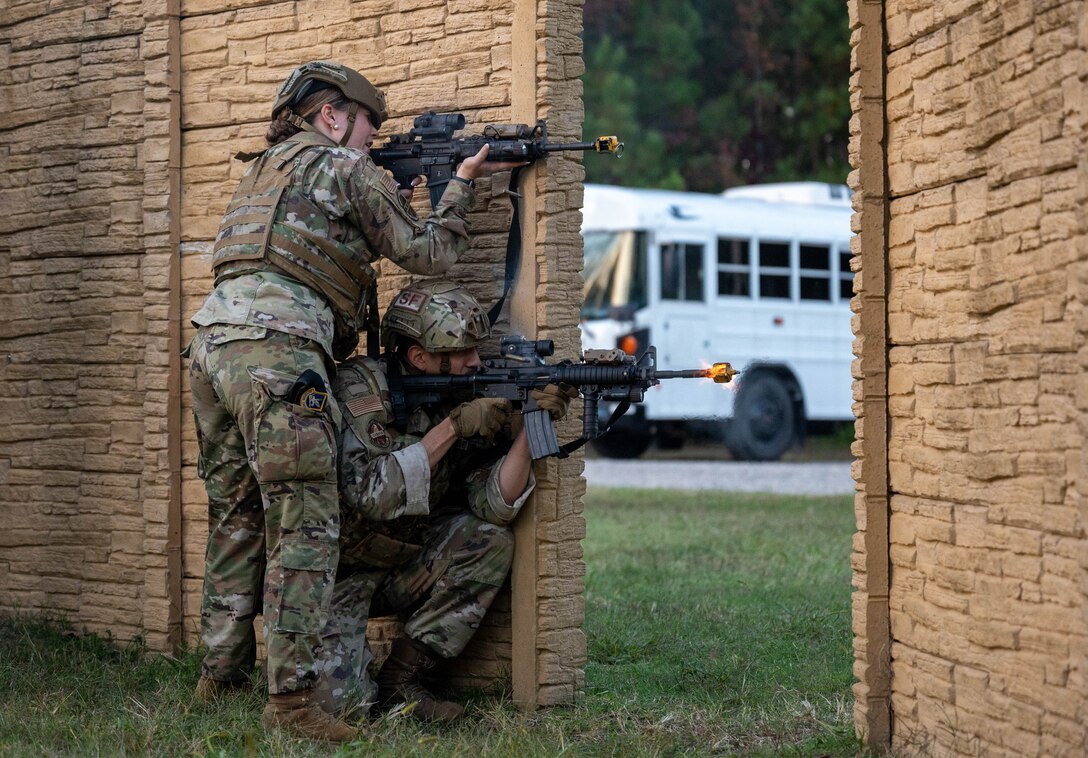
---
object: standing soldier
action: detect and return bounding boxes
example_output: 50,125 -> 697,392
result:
187,61 -> 512,742
316,280 -> 575,721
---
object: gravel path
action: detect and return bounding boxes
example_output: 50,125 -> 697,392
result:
583,459 -> 855,496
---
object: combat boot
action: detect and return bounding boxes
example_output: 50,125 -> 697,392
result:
261,689 -> 361,742
195,675 -> 249,702
376,637 -> 465,723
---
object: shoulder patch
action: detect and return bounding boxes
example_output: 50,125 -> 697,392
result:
346,394 -> 383,417
381,172 -> 404,197
300,387 -> 328,413
367,420 -> 392,448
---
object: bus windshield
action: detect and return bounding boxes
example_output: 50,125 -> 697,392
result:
581,230 -> 648,320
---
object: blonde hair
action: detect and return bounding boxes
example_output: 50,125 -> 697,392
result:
265,87 -> 352,146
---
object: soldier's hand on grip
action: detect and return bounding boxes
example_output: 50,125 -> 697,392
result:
531,383 -> 578,421
449,397 -> 513,441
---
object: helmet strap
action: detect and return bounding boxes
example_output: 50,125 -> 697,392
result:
339,101 -> 359,147
282,109 -> 321,135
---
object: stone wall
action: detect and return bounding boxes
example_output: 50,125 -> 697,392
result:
850,0 -> 1088,753
0,0 -> 182,651
1,0 -> 586,706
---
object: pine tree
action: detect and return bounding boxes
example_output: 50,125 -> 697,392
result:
583,0 -> 850,191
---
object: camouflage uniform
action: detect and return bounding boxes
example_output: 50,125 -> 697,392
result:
317,355 -> 533,714
189,130 -> 475,695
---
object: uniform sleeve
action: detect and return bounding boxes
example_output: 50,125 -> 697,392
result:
463,455 -> 536,525
346,158 -> 475,275
339,426 -> 431,521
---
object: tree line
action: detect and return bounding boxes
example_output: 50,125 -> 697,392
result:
583,0 -> 851,192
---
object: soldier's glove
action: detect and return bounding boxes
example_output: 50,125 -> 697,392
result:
530,383 -> 578,421
449,398 -> 513,441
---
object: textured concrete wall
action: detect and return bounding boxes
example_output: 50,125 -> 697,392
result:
850,0 -> 1088,753
0,0 -> 587,706
0,0 -> 182,651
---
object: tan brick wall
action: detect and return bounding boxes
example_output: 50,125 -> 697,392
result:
2,0 -> 586,704
851,0 -> 1088,753
0,0 -> 181,650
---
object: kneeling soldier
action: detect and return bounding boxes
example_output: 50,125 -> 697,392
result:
318,280 -> 573,722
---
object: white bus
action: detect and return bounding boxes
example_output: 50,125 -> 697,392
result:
580,182 -> 855,460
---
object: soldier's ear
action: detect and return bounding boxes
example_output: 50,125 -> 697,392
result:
405,344 -> 432,372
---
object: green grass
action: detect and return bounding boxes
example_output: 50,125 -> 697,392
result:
0,489 -> 860,757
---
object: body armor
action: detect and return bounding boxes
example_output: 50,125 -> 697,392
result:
211,135 -> 378,359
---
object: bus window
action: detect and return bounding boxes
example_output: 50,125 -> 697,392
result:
661,243 -> 704,302
799,243 -> 832,301
582,231 -> 648,319
758,241 -> 791,299
839,250 -> 855,301
717,237 -> 750,297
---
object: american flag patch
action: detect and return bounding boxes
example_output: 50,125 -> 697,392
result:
346,394 -> 383,417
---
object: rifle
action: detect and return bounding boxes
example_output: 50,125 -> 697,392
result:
371,111 -> 623,210
397,337 -> 736,460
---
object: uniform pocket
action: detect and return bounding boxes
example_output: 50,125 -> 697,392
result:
249,366 -> 336,484
204,323 -> 269,346
274,537 -> 335,635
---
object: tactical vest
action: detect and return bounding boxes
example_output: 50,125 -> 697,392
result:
211,136 -> 378,360
335,357 -> 428,571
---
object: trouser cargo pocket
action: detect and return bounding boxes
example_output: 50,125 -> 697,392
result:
273,537 -> 336,635
249,366 -> 336,484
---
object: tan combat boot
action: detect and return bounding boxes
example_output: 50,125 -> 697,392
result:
195,676 -> 249,702
376,637 -> 465,723
261,688 -> 361,743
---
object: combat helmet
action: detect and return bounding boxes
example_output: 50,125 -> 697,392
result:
382,280 -> 491,354
273,61 -> 388,146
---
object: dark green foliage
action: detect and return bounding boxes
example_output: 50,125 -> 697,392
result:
584,0 -> 851,190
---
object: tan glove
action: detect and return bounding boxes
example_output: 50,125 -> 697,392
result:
531,383 -> 579,421
448,398 -> 513,440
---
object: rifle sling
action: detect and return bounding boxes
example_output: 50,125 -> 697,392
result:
555,399 -> 632,459
386,356 -> 409,430
486,165 -> 526,326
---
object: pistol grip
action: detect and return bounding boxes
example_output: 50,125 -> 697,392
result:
524,408 -> 560,460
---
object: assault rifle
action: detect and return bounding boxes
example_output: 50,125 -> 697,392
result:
371,111 -> 623,209
398,337 -> 736,459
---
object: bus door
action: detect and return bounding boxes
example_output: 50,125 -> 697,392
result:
650,236 -> 725,421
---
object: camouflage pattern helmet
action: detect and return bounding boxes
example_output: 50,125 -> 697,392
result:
382,280 -> 491,353
273,60 -> 388,128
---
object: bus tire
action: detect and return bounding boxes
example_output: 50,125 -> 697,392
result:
725,371 -> 798,461
590,429 -> 652,459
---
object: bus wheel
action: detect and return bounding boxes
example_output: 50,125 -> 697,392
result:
725,372 -> 797,461
591,429 -> 652,459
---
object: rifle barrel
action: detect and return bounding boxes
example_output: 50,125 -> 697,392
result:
545,136 -> 623,155
543,141 -> 599,152
655,369 -> 708,380
657,362 -> 737,384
